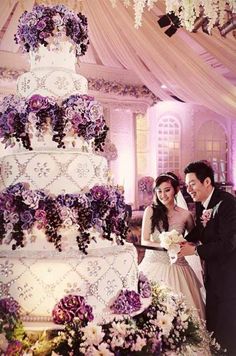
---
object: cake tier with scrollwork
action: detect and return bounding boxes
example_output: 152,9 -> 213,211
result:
17,42 -> 88,98
0,243 -> 138,323
0,150 -> 108,194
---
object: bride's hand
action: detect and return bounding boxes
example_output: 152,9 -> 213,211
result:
178,242 -> 196,256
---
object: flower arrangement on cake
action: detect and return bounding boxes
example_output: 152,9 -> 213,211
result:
0,182 -> 128,254
0,276 -> 223,355
0,94 -> 108,151
14,4 -> 89,57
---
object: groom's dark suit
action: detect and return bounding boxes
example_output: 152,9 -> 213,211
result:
186,188 -> 236,355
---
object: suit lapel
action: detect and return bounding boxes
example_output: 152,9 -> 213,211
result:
206,188 -> 221,210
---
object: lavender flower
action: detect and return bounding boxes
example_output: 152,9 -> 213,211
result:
0,93 -> 108,151
138,272 -> 152,298
14,4 -> 89,57
0,297 -> 20,318
111,290 -> 142,314
0,183 -> 128,254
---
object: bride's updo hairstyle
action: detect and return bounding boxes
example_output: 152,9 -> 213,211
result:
151,172 -> 180,233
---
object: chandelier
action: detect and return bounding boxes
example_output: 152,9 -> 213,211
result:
110,0 -> 236,36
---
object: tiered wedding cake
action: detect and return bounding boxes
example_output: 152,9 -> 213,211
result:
0,4 -> 138,323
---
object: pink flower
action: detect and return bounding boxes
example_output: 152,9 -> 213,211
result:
201,208 -> 213,227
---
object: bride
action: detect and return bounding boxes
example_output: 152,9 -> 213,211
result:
138,172 -> 205,320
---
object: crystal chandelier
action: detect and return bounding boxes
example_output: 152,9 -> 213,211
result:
110,0 -> 236,35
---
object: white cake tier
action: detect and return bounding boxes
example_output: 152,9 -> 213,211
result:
17,69 -> 88,99
0,242 -> 139,322
17,41 -> 88,98
0,150 -> 108,194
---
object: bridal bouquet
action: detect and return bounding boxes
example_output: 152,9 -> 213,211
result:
159,229 -> 186,264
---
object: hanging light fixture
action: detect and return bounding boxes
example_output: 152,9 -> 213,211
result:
110,0 -> 236,36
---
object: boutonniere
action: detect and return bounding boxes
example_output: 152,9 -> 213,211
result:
201,208 -> 213,227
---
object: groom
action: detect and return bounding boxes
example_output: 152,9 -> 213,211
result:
180,160 -> 236,355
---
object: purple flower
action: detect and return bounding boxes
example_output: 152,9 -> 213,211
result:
90,186 -> 109,201
6,183 -> 27,196
35,209 -> 47,228
0,297 -> 20,318
36,19 -> 47,30
52,306 -> 74,324
138,273 -> 151,298
111,290 -> 142,314
28,94 -> 50,112
52,294 -> 94,325
14,5 -> 89,57
22,190 -> 41,209
20,210 -> 34,229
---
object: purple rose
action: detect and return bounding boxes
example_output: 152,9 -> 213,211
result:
36,19 -> 47,30
22,190 -> 41,209
28,95 -> 50,112
35,209 -> 47,228
52,294 -> 94,325
20,210 -> 34,229
90,186 -> 109,201
52,306 -> 74,324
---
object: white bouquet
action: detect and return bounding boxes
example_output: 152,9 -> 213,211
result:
159,229 -> 186,264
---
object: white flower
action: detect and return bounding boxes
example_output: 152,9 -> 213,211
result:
110,320 -> 130,337
131,335 -> 146,351
110,335 -> 124,349
81,322 -> 105,346
152,311 -> 173,337
159,229 -> 186,264
92,342 -> 114,356
0,333 -> 8,352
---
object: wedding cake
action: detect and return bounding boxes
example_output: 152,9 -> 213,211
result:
0,4 -> 138,324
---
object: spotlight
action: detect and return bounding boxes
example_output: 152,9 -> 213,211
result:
157,11 -> 181,37
157,15 -> 171,28
165,25 -> 178,37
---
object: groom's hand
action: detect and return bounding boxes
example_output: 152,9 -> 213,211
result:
178,242 -> 196,256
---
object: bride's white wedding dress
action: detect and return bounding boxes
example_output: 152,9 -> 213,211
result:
139,205 -> 205,320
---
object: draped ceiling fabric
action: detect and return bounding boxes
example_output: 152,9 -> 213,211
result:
83,0 -> 236,119
0,0 -> 235,119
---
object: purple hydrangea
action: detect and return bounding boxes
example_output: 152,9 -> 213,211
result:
111,290 -> 142,314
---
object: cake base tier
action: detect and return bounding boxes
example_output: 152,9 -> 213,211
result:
0,243 -> 139,321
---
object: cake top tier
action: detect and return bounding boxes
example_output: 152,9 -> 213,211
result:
14,4 -> 89,58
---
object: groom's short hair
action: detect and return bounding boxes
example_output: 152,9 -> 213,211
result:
184,160 -> 215,186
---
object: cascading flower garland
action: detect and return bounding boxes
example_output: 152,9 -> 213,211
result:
14,4 -> 89,57
0,94 -> 108,151
0,281 -> 224,355
0,182 -> 128,254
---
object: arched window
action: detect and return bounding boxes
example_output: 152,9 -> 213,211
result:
156,116 -> 180,175
196,120 -> 228,182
